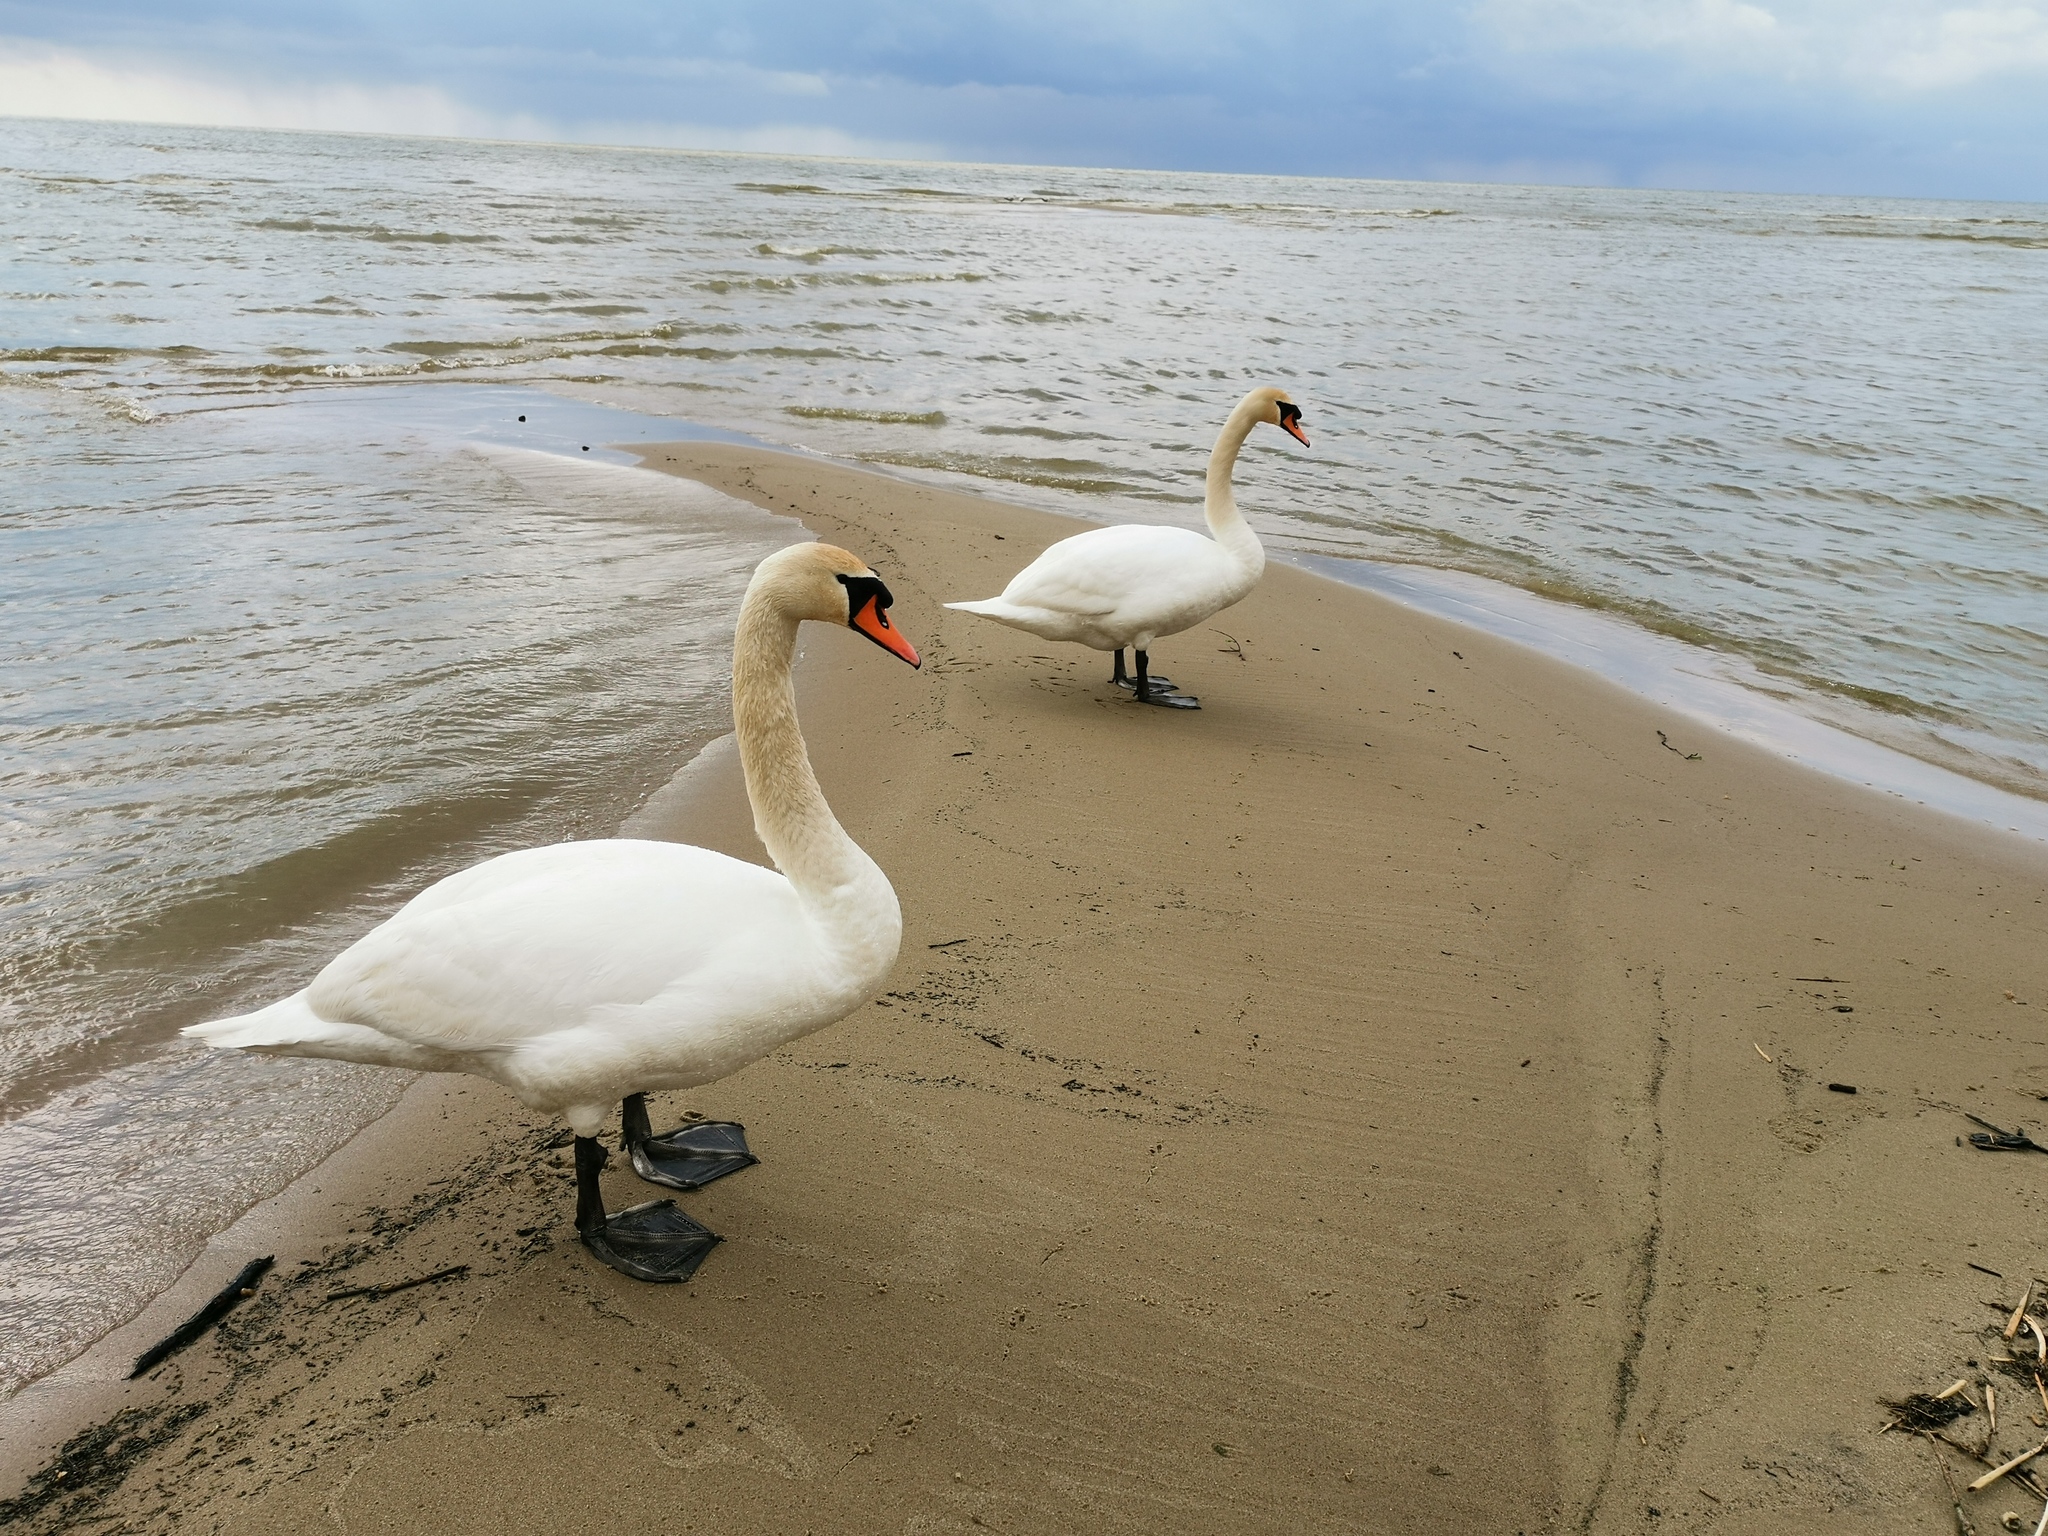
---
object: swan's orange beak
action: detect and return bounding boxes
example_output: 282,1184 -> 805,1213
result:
851,596 -> 920,667
1278,402 -> 1311,447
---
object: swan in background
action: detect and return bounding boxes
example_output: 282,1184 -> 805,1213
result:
187,542 -> 922,1283
946,387 -> 1309,708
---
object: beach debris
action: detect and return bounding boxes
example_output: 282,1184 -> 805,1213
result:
1885,1392 -> 1978,1432
1967,1116 -> 2048,1155
1655,729 -> 1702,759
1211,629 -> 1246,660
322,1263 -> 470,1305
1828,1082 -> 1858,1094
1930,1433 -> 1983,1535
1972,1265 -> 2007,1279
928,937 -> 969,949
129,1255 -> 274,1378
1968,1439 -> 2048,1493
1754,1043 -> 1774,1062
2009,1284 -> 2040,1342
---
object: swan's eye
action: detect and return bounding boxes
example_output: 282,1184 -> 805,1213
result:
836,571 -> 894,625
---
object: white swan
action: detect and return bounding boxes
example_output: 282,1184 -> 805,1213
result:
186,542 -> 922,1282
946,387 -> 1308,708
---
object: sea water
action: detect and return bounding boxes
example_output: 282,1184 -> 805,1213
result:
3,116 -> 2044,1395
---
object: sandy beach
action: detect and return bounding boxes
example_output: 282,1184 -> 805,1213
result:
5,443 -> 2046,1535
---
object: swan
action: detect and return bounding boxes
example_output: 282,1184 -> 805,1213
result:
945,387 -> 1308,708
185,542 -> 921,1282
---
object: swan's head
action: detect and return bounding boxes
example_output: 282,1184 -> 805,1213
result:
752,542 -> 921,667
1244,386 -> 1311,448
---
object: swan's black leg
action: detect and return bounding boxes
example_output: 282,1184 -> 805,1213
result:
1112,647 -> 1173,694
622,1092 -> 758,1192
574,1134 -> 609,1236
575,1132 -> 722,1283
1133,648 -> 1199,709
621,1092 -> 653,1146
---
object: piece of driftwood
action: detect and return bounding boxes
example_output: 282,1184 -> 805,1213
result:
1754,1043 -> 1774,1062
129,1256 -> 274,1378
2008,1283 -> 2039,1342
322,1264 -> 469,1304
1968,1438 -> 2048,1493
1933,1433 -> 2048,1503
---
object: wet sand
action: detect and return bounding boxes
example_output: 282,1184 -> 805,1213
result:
4,446 -> 2046,1535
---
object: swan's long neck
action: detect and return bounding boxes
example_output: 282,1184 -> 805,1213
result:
1203,401 -> 1268,581
729,595 -> 898,964
731,598 -> 867,893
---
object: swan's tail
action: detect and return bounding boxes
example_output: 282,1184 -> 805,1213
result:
945,597 -> 1065,626
185,995 -> 448,1069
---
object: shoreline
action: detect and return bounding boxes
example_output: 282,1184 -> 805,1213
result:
5,441 -> 2045,1533
1295,553 -> 2048,843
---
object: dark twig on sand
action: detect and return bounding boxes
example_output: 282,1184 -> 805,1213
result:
1968,1116 -> 2048,1155
1656,730 -> 1702,760
1211,629 -> 1246,660
322,1264 -> 469,1305
129,1256 -> 274,1378
1928,1433 -> 1981,1536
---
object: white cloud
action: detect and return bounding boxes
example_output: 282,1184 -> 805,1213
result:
1470,0 -> 2048,93
1861,6 -> 2048,89
0,37 -> 932,159
0,38 -> 545,138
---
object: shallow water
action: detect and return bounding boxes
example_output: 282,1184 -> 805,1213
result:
3,115 -> 2046,1395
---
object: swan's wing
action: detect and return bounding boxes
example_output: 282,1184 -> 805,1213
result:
302,840 -> 802,1053
997,524 -> 1219,617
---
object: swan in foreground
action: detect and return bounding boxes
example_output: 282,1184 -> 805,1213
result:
946,387 -> 1308,708
187,542 -> 921,1282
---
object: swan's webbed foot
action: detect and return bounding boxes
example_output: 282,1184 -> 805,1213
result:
631,1121 -> 758,1191
582,1200 -> 722,1283
1121,650 -> 1200,709
621,1094 -> 759,1192
574,1134 -> 721,1283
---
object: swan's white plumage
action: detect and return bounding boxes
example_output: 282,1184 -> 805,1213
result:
185,542 -> 910,1139
946,387 -> 1301,655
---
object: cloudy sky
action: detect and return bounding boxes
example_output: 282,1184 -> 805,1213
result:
2,1 -> 2045,199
